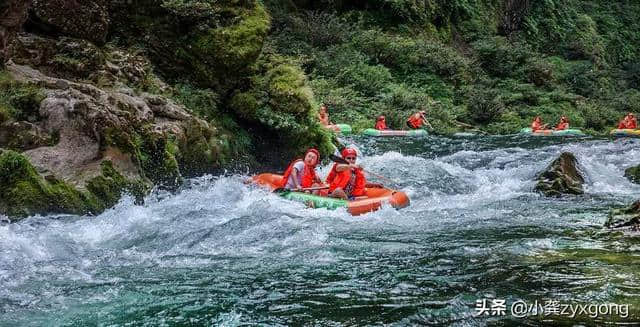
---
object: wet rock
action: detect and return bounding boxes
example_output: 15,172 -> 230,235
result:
31,0 -> 109,44
605,200 -> 640,229
624,164 -> 640,184
535,152 -> 585,196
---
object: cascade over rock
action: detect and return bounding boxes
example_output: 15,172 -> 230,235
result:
535,152 -> 585,196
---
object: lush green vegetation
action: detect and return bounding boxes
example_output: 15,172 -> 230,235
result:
262,0 -> 640,134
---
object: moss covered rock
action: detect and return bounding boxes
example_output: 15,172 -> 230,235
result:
605,200 -> 640,229
624,165 -> 640,184
31,0 -> 109,44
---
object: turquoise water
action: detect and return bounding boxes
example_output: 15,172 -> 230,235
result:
1,135 -> 639,326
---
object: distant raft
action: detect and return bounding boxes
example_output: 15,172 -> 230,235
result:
362,128 -> 427,137
610,129 -> 640,138
519,128 -> 586,136
335,123 -> 352,135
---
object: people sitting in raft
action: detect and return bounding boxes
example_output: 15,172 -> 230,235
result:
406,110 -> 432,130
323,148 -> 383,200
531,116 -> 548,132
318,104 -> 341,132
279,148 -> 323,192
618,112 -> 637,129
375,115 -> 389,130
554,116 -> 569,131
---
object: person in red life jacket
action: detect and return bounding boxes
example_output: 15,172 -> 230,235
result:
531,116 -> 548,132
318,104 -> 341,132
626,112 -> 637,129
554,116 -> 569,131
618,116 -> 629,129
326,148 -> 382,200
375,115 -> 389,130
280,148 -> 323,191
406,110 -> 432,129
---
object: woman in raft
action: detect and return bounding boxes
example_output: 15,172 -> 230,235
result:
531,116 -> 548,132
406,110 -> 432,130
318,104 -> 341,132
617,112 -> 637,129
554,116 -> 569,131
279,148 -> 323,192
322,148 -> 382,200
375,115 -> 389,130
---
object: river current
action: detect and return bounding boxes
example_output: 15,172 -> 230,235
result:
1,135 -> 639,326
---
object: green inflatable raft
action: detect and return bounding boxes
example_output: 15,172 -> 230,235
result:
280,191 -> 348,210
336,124 -> 352,135
519,128 -> 586,136
362,128 -> 428,137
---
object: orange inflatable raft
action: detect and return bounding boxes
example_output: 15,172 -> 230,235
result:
252,173 -> 410,216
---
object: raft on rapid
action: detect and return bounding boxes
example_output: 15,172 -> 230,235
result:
610,129 -> 640,138
519,128 -> 586,136
252,173 -> 410,216
362,128 -> 427,137
335,124 -> 352,135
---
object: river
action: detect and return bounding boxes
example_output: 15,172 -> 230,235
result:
1,135 -> 639,326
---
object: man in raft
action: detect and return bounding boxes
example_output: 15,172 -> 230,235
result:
323,148 -> 382,200
375,115 -> 389,130
554,116 -> 569,131
531,116 -> 548,132
318,104 -> 341,132
618,112 -> 637,129
406,110 -> 432,130
280,148 -> 323,192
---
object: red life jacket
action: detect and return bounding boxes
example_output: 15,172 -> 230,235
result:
279,159 -> 317,188
329,168 -> 366,197
407,114 -> 422,129
325,163 -> 338,185
628,118 -> 637,129
531,120 -> 543,131
555,122 -> 569,130
618,120 -> 628,129
375,120 -> 387,130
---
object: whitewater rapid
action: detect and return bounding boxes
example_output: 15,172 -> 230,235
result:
1,136 -> 639,325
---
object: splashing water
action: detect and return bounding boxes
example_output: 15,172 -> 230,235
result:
1,136 -> 639,326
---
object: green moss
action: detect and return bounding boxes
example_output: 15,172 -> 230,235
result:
86,161 -> 146,210
0,150 -> 94,218
0,71 -> 45,123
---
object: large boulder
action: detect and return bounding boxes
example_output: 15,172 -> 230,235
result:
624,164 -> 640,184
31,0 -> 109,44
535,152 -> 585,196
605,200 -> 640,229
0,0 -> 30,64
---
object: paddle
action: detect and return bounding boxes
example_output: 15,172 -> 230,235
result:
273,186 -> 329,193
329,154 -> 400,186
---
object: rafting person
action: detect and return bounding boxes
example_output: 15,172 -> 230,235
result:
279,148 -> 323,191
406,110 -> 432,130
375,115 -> 389,130
624,112 -> 637,129
531,116 -> 548,132
325,148 -> 382,200
318,104 -> 341,132
554,116 -> 569,131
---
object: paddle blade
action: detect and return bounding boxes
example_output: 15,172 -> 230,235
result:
330,154 -> 348,164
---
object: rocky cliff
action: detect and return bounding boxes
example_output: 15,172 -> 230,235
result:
0,0 -> 333,220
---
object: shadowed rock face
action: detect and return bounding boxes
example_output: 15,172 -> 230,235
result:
31,0 -> 109,44
0,0 -> 30,64
625,164 -> 640,184
535,152 -> 585,197
606,200 -> 640,229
